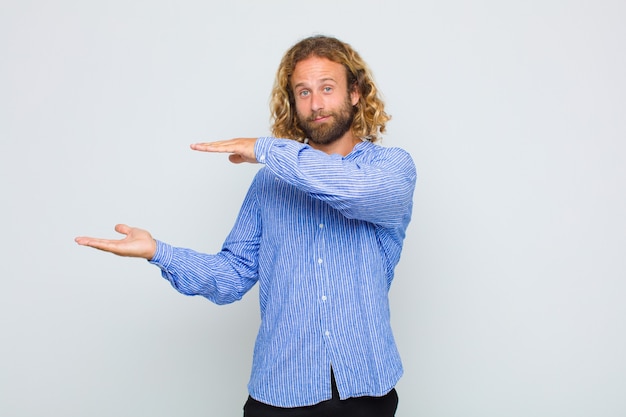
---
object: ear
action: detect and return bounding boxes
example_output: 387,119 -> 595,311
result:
350,84 -> 360,106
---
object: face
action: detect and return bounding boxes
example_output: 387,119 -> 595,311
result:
291,56 -> 360,146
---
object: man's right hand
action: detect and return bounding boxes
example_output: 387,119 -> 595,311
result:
75,224 -> 157,260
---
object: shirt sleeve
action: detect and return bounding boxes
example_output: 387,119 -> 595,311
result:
254,136 -> 417,228
148,176 -> 262,305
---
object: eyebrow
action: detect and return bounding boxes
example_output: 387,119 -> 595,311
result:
293,77 -> 338,90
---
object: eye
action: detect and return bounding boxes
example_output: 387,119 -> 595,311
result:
298,89 -> 310,98
323,86 -> 333,93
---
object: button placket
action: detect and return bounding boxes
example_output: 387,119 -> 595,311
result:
316,212 -> 331,340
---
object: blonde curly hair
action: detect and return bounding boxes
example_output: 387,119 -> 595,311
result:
270,35 -> 390,143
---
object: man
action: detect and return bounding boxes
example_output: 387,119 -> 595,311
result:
76,35 -> 417,417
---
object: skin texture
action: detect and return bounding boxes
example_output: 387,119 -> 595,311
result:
291,56 -> 360,152
74,224 -> 157,259
75,56 -> 361,259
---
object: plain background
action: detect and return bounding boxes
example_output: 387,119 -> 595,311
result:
2,0 -> 625,416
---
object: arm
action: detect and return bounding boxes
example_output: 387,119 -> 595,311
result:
75,177 -> 263,305
148,175 -> 262,305
255,137 -> 417,228
191,137 -> 417,228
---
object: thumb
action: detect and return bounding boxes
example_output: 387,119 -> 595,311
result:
228,154 -> 245,164
114,224 -> 132,235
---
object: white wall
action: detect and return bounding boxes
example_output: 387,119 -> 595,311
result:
2,1 -> 625,416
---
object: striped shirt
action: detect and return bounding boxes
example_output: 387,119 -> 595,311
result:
149,136 -> 417,407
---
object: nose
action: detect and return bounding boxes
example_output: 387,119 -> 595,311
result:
310,91 -> 323,112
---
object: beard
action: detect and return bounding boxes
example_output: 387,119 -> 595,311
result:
297,97 -> 356,146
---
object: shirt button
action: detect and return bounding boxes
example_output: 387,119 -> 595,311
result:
319,223 -> 324,228
325,331 -> 330,336
318,258 -> 323,264
321,295 -> 327,301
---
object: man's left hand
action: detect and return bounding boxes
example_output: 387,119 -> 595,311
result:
191,138 -> 258,164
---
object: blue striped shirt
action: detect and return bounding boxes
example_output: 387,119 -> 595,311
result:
149,136 -> 417,407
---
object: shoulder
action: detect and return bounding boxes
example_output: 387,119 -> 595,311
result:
356,141 -> 416,171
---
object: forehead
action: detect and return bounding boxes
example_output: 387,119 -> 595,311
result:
291,56 -> 347,87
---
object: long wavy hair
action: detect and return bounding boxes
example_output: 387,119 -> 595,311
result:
270,35 -> 390,143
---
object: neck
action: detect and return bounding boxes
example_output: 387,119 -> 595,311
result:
308,132 -> 361,156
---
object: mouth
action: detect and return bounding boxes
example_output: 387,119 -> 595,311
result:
311,114 -> 332,123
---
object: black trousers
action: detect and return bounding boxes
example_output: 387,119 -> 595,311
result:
243,371 -> 398,417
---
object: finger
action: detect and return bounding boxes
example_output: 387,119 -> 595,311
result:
75,224 -> 130,247
190,138 -> 255,153
74,236 -> 93,245
228,154 -> 245,164
190,141 -> 235,152
75,237 -> 123,251
190,143 -> 215,152
114,223 -> 131,235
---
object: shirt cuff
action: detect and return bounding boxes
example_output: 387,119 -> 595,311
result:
254,136 -> 276,164
148,240 -> 173,267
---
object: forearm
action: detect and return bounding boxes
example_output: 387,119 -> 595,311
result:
149,241 -> 258,305
254,137 -> 417,228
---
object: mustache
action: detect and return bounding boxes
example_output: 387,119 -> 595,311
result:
306,111 -> 333,122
